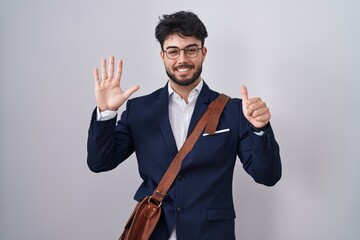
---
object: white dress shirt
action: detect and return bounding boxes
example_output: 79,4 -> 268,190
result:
167,80 -> 203,150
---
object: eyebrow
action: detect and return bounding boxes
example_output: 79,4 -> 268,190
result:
165,43 -> 199,50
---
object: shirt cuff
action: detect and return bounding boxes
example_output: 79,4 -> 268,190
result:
96,107 -> 117,121
253,131 -> 265,136
249,123 -> 270,136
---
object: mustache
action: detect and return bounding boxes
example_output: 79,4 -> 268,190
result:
173,64 -> 195,71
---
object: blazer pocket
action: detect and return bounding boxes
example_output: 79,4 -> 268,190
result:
207,208 -> 236,221
200,128 -> 231,143
202,128 -> 230,136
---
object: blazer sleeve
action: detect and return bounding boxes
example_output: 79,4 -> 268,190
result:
87,101 -> 135,173
237,99 -> 282,186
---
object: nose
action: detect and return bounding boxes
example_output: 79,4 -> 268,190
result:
177,49 -> 188,62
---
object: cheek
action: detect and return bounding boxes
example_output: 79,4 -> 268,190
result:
164,61 -> 175,70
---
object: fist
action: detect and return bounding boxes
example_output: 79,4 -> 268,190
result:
240,85 -> 271,129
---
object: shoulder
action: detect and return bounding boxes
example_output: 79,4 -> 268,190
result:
223,97 -> 242,116
228,97 -> 242,106
205,82 -> 242,107
127,87 -> 165,106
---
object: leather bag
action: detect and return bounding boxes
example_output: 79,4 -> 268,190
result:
119,94 -> 230,240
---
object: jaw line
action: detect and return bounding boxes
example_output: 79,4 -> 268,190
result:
165,64 -> 203,87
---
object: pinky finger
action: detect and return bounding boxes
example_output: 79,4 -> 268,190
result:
256,112 -> 271,122
94,68 -> 100,85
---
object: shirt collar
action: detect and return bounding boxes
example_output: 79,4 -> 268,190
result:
168,79 -> 203,101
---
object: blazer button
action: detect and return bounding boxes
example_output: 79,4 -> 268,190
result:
266,133 -> 271,149
177,175 -> 185,181
176,206 -> 183,213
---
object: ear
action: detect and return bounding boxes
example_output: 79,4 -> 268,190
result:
160,50 -> 165,61
201,47 -> 207,62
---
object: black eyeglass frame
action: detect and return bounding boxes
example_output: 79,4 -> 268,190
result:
163,46 -> 203,60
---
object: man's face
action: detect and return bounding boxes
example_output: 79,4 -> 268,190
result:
161,34 -> 207,87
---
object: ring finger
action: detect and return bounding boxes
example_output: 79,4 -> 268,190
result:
101,58 -> 108,80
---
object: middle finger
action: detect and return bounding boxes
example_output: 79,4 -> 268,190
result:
108,56 -> 115,79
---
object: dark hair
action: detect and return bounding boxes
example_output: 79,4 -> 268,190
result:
155,11 -> 208,50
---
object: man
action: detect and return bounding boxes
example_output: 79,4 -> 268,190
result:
87,11 -> 281,240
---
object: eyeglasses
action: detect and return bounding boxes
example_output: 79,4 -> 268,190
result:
163,46 -> 203,60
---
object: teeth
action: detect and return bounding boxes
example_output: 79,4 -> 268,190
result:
177,67 -> 190,72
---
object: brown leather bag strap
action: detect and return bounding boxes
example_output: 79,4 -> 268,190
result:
151,94 -> 230,203
204,94 -> 230,135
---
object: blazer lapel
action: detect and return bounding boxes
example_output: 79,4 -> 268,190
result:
155,84 -> 178,155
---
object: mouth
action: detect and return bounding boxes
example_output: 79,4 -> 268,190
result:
173,64 -> 195,72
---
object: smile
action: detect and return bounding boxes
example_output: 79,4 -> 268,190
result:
177,67 -> 192,72
173,64 -> 195,72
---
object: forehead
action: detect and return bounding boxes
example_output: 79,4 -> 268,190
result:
163,33 -> 201,49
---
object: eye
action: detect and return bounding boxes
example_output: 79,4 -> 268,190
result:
167,49 -> 179,56
186,47 -> 198,54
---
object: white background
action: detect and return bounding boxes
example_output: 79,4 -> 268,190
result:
1,0 -> 359,239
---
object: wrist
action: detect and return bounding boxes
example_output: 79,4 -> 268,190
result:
96,107 -> 117,121
98,106 -> 118,112
249,122 -> 270,132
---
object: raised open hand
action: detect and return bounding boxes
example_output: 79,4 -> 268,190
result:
240,85 -> 271,129
94,56 -> 140,112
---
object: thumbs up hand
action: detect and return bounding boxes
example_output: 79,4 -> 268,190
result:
240,85 -> 271,129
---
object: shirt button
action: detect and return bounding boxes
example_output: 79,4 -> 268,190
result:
176,206 -> 183,213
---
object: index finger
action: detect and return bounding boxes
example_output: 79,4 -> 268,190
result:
115,59 -> 123,82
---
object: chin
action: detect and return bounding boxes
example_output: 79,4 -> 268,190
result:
166,66 -> 202,87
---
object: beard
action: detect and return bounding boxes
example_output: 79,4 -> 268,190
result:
165,63 -> 203,86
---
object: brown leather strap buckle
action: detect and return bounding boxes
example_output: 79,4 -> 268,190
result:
148,196 -> 162,208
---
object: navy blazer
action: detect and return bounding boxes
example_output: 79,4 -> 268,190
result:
87,82 -> 281,240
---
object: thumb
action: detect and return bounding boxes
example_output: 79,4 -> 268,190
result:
241,85 -> 249,101
123,85 -> 140,99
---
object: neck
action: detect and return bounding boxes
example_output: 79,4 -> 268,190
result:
170,78 -> 201,103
